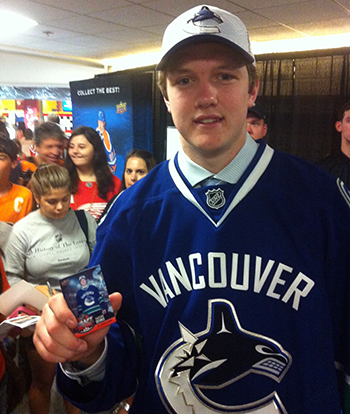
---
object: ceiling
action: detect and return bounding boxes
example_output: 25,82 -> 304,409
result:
0,0 -> 349,65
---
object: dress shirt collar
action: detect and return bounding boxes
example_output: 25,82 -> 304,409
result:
177,133 -> 259,187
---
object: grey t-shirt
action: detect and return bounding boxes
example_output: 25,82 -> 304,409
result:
5,209 -> 97,292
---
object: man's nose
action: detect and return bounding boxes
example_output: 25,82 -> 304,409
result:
195,81 -> 218,108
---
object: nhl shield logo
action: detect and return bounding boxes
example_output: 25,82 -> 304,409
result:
205,188 -> 226,209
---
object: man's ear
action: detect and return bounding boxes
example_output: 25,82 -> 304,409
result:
163,96 -> 171,113
335,120 -> 342,133
10,160 -> 17,170
33,194 -> 40,205
263,123 -> 268,135
248,79 -> 259,108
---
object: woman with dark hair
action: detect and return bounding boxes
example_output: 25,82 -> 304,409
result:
97,149 -> 157,225
121,148 -> 157,191
65,126 -> 121,220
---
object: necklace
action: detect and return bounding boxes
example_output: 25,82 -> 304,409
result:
74,182 -> 98,214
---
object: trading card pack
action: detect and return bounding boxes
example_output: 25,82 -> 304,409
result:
60,265 -> 116,337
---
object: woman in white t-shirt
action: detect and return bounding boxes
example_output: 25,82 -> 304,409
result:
5,164 -> 97,414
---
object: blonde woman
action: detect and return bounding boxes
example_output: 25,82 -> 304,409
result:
5,164 -> 96,414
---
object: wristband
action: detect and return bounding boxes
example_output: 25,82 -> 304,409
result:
112,401 -> 130,413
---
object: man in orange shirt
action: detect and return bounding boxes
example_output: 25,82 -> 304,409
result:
0,137 -> 33,224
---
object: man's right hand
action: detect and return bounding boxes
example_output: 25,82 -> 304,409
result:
33,292 -> 122,366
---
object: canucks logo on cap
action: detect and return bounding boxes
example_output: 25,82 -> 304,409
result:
156,299 -> 291,413
185,6 -> 223,34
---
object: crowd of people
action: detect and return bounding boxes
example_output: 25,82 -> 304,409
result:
1,4 -> 350,414
0,114 -> 157,413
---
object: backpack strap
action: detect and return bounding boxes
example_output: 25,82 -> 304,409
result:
74,210 -> 89,250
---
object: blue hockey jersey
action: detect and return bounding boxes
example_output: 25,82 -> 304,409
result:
57,144 -> 350,414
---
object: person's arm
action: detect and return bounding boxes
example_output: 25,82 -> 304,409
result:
3,226 -> 28,286
0,256 -> 10,292
85,211 -> 97,252
34,293 -> 121,366
34,292 -> 137,412
22,188 -> 33,215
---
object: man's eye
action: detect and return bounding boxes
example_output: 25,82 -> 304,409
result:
219,73 -> 234,81
177,78 -> 190,85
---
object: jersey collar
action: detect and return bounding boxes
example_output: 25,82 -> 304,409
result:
177,133 -> 259,187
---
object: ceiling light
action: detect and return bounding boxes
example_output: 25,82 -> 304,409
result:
251,33 -> 350,55
0,11 -> 38,35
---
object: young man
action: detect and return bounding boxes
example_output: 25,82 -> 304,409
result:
33,121 -> 65,166
247,102 -> 268,141
34,5 -> 350,414
0,137 -> 33,224
317,101 -> 350,188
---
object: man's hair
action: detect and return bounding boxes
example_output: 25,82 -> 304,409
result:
157,61 -> 258,100
34,121 -> 66,146
0,136 -> 18,161
31,164 -> 71,197
47,113 -> 60,124
0,122 -> 10,139
16,121 -> 26,135
337,101 -> 350,121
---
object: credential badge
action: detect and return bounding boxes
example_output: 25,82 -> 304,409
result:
205,188 -> 226,209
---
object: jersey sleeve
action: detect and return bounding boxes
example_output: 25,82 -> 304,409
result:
331,180 -> 350,413
56,319 -> 138,411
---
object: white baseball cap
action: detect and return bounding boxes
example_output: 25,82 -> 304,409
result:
156,5 -> 255,70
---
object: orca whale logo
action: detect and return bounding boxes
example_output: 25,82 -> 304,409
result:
188,6 -> 223,25
184,6 -> 223,35
156,299 -> 292,413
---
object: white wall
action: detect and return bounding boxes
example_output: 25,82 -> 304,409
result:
166,127 -> 181,160
0,50 -> 107,87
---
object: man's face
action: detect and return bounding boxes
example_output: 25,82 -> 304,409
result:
336,109 -> 350,145
97,120 -> 105,132
246,113 -> 267,140
164,42 -> 258,169
0,152 -> 16,184
36,138 -> 63,164
15,129 -> 25,141
80,277 -> 87,287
